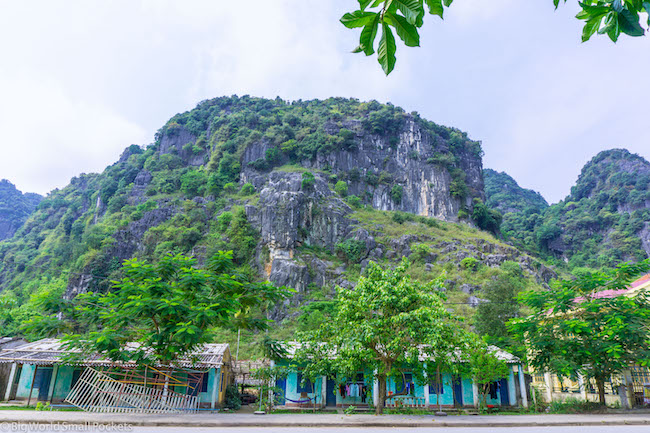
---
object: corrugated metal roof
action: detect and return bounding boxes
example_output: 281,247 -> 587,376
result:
281,341 -> 520,364
0,338 -> 229,368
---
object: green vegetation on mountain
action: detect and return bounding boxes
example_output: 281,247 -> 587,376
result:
0,96 -> 546,359
0,180 -> 42,241
483,169 -> 548,215
489,149 -> 650,271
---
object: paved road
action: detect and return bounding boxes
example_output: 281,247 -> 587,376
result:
3,426 -> 650,433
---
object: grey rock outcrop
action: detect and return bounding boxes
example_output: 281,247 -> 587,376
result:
242,118 -> 484,222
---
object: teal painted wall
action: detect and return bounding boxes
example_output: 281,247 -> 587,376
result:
285,371 -> 322,405
15,365 -> 35,399
51,366 -> 77,400
427,372 -> 453,406
198,367 -> 216,404
462,378 -> 474,406
508,366 -> 517,406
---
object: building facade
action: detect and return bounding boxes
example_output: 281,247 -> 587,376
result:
0,338 -> 232,410
273,345 -> 528,410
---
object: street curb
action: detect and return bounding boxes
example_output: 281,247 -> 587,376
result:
2,419 -> 650,428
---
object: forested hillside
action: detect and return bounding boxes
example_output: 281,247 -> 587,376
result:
489,149 -> 650,270
0,180 -> 41,241
483,169 -> 548,214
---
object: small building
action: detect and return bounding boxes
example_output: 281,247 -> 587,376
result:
528,273 -> 650,408
0,338 -> 232,410
273,343 -> 528,410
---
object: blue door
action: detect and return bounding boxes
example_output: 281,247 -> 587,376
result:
326,379 -> 336,407
275,377 -> 286,405
452,375 -> 463,406
34,368 -> 53,401
499,378 -> 509,406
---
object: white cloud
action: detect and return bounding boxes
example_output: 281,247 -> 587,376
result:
0,73 -> 146,195
0,0 -> 648,203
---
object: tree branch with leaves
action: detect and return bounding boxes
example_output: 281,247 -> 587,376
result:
343,1 -> 649,75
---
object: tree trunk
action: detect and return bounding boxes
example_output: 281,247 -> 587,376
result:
596,378 -> 606,406
376,375 -> 387,415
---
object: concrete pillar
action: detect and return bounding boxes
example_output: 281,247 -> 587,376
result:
517,366 -> 528,408
321,376 -> 327,408
423,369 -> 429,408
373,369 -> 379,406
210,368 -> 218,409
472,380 -> 479,408
543,372 -> 553,403
47,366 -> 59,402
4,363 -> 17,401
619,385 -> 629,409
578,374 -> 588,400
623,369 -> 635,408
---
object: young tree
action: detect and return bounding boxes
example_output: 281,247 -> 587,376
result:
342,1 -> 649,75
469,346 -> 509,411
64,251 -> 291,365
296,259 -> 474,415
474,261 -> 527,354
510,259 -> 650,405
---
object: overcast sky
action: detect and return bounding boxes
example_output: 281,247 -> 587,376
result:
1,1 -> 648,203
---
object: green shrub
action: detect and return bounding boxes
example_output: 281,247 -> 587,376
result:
548,397 -> 604,414
217,211 -> 233,232
348,168 -> 361,182
225,384 -> 242,410
410,243 -> 431,264
240,183 -> 255,195
301,172 -> 315,191
378,171 -> 393,184
390,185 -> 403,204
336,239 -> 366,263
335,181 -> 348,197
346,195 -> 361,208
460,257 -> 480,271
365,172 -> 379,186
223,182 -> 238,194
180,170 -> 207,197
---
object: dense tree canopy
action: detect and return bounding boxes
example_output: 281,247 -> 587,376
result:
343,1 -> 650,74
48,252 -> 292,365
295,259 -> 477,415
510,259 -> 650,404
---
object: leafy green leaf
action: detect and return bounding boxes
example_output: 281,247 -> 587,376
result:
378,23 -> 397,75
425,0 -> 444,18
359,13 -> 381,55
619,8 -> 645,36
386,12 -> 421,46
340,10 -> 378,29
395,0 -> 423,25
644,2 -> 650,25
582,17 -> 602,42
443,0 -> 453,6
358,0 -> 373,11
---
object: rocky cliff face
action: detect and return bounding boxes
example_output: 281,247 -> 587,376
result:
242,118 -> 483,221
